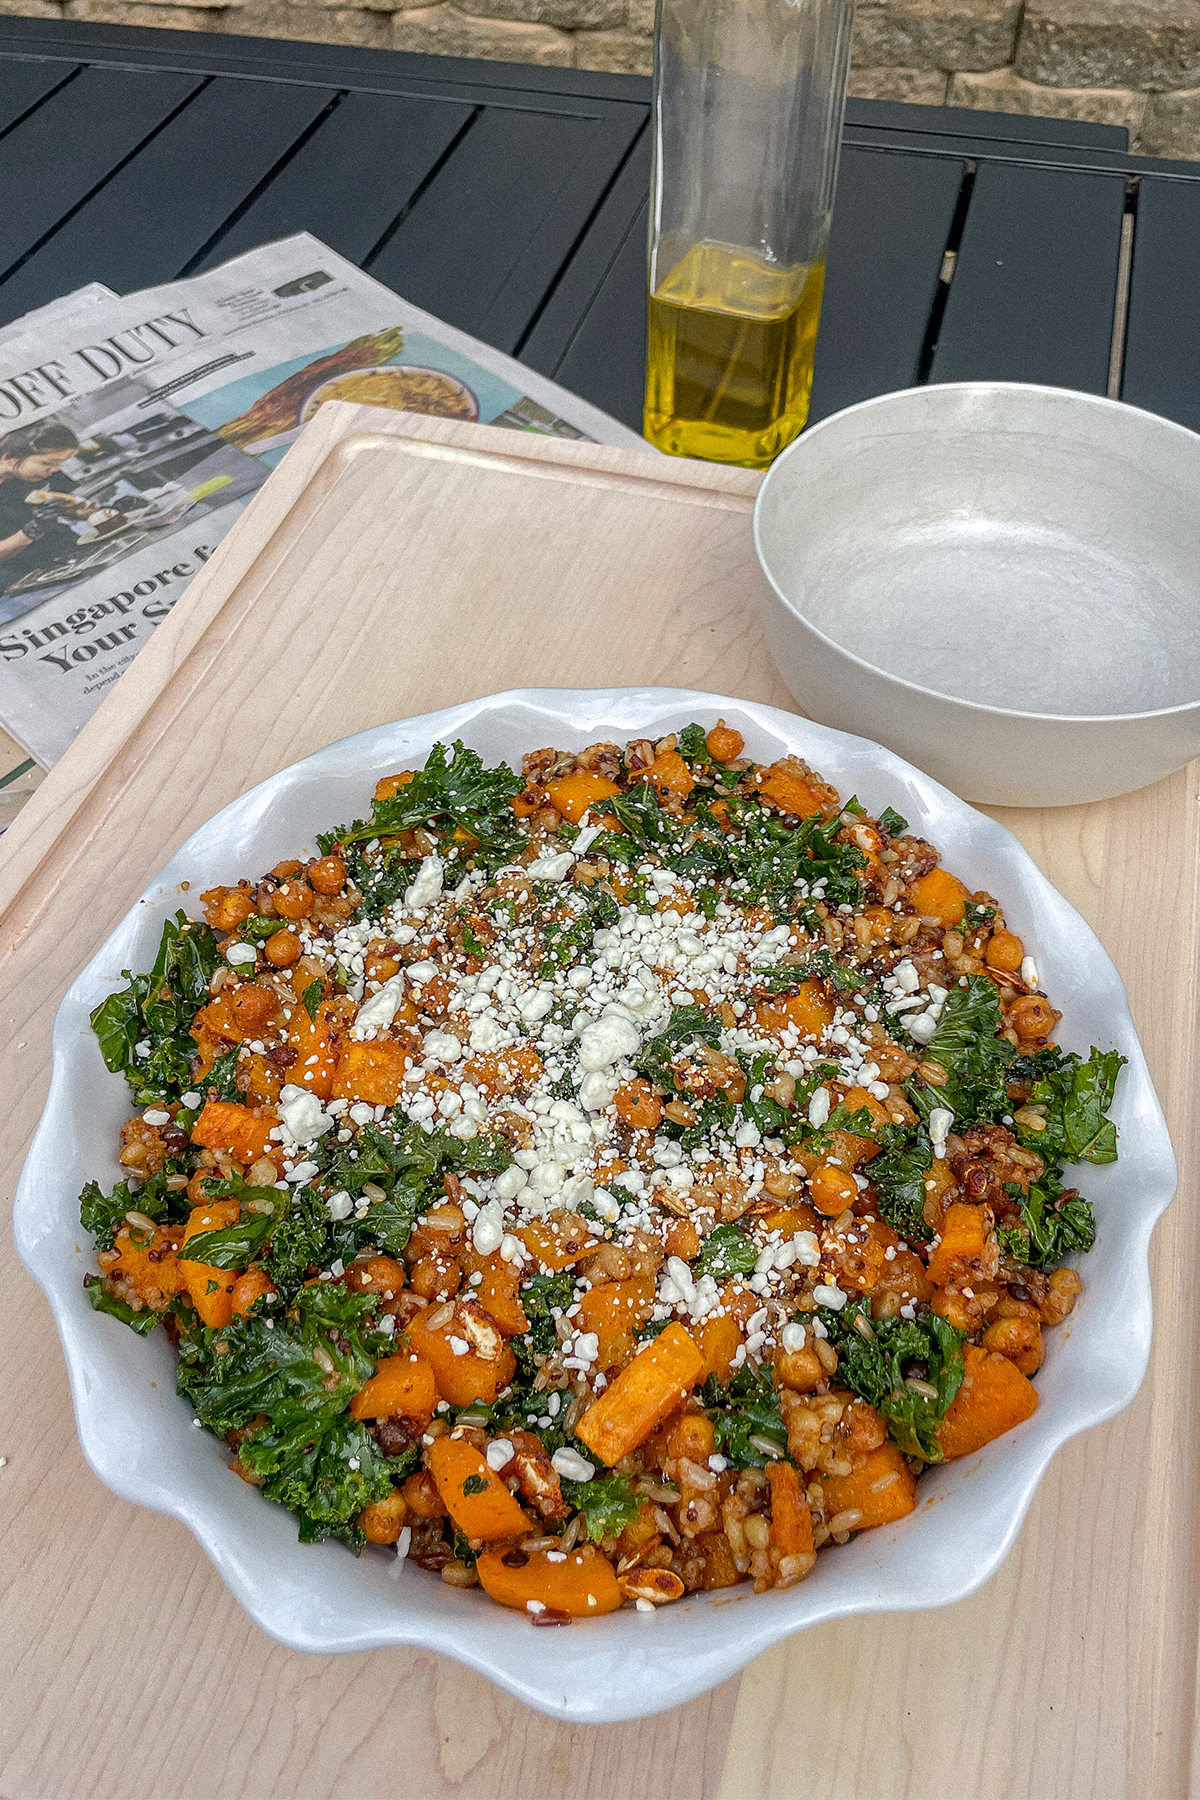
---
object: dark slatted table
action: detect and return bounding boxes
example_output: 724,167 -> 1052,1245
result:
0,15 -> 1198,438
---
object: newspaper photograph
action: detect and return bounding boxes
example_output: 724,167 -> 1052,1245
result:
0,235 -> 647,768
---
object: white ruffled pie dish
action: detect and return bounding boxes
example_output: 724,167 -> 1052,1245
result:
14,688 -> 1176,1722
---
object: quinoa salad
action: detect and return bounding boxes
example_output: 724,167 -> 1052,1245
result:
81,722 -> 1124,1621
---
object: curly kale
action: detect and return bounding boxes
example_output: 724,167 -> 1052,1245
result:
701,1363 -> 788,1468
817,1299 -> 965,1462
89,911 -> 220,1104
908,973 -> 1016,1125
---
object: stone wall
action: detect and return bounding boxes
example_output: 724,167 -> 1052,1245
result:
10,0 -> 1199,159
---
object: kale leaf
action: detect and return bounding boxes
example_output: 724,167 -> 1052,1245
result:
818,1299 -> 965,1462
878,807 -> 908,837
997,1178 -> 1096,1270
910,973 -> 1015,1125
79,1167 -> 188,1251
869,1127 -> 933,1243
84,1276 -> 161,1335
695,1224 -> 758,1279
90,911 -> 220,1104
333,741 -> 524,860
701,1363 -> 788,1468
510,1270 -> 575,1381
176,1283 -> 395,1546
634,1004 -> 721,1091
563,1472 -> 641,1541
1020,1047 -> 1125,1166
179,1183 -> 288,1269
202,1046 -> 242,1103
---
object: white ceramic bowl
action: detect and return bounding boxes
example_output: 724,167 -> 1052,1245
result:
754,383 -> 1200,808
14,687 -> 1175,1721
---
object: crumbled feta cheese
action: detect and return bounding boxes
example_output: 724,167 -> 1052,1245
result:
526,850 -> 575,882
354,972 -> 407,1032
929,1106 -> 954,1158
577,1014 -> 639,1071
325,1190 -> 353,1221
486,1438 -> 514,1471
404,855 -> 444,909
551,1447 -> 596,1482
807,1086 -> 831,1129
278,1084 -> 334,1145
225,942 -> 257,967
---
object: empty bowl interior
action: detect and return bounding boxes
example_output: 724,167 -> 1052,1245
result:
756,386 -> 1200,718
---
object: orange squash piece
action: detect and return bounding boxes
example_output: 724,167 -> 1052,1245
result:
349,1352 -> 438,1424
105,1222 -> 184,1308
546,769 -> 621,824
641,748 -> 694,805
821,1442 -> 916,1529
938,1344 -> 1038,1460
767,1461 -> 815,1558
190,1099 -> 277,1166
575,1322 -> 705,1466
179,1198 -> 241,1328
331,1037 -> 414,1106
754,981 -> 835,1042
756,761 -> 825,818
406,1308 -> 516,1408
908,867 -> 971,927
516,1210 -> 594,1272
692,1311 -> 744,1385
476,1544 -> 623,1617
457,1249 -> 529,1336
575,1275 -> 655,1370
927,1201 -> 991,1291
428,1436 -> 530,1540
374,770 -> 415,802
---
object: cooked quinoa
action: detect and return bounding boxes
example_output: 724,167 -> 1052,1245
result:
82,721 -> 1124,1619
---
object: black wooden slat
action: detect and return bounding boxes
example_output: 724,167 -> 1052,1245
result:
368,104 -> 643,351
0,55 -> 75,135
845,96 -> 1128,151
0,78 -> 337,323
520,124 -> 648,374
0,65 -> 200,288
930,160 -> 1125,391
1120,176 -> 1200,433
808,146 -> 965,422
540,192 -> 647,432
194,89 -> 476,273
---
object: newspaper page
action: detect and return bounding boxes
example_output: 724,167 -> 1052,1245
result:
0,235 -> 647,768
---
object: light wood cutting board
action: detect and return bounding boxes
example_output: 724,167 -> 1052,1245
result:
0,402 -> 1195,1800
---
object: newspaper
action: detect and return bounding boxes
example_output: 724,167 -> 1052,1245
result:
0,235 -> 646,768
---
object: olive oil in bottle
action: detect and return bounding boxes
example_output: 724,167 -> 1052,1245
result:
644,242 -> 826,467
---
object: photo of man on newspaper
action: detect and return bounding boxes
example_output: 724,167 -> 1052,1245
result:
0,378 -> 267,624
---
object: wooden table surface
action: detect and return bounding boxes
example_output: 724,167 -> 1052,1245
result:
1,404 -> 1196,1800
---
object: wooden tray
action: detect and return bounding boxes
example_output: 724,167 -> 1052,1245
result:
1,403 -> 1196,1800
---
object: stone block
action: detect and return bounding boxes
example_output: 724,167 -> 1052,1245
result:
949,64 -> 1147,132
64,0 -> 224,22
852,0 -> 1021,73
0,0 -> 61,15
848,63 -> 949,101
226,0 -> 390,39
1140,84 -> 1200,157
465,0 -> 622,29
1016,0 -> 1200,92
624,0 -> 653,36
392,3 -> 574,62
572,24 -> 652,70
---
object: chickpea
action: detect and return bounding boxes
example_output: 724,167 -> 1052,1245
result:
359,1488 -> 409,1545
705,720 -> 744,763
273,879 -> 315,921
1040,1266 -> 1083,1325
401,1470 -> 445,1518
201,886 -> 254,931
614,1080 -> 663,1131
809,1165 -> 858,1217
985,929 -> 1025,972
409,1256 -> 462,1301
664,1219 -> 701,1261
230,1269 -> 277,1318
309,855 -> 347,895
270,859 -> 303,880
346,1254 -> 407,1297
262,927 -> 302,968
666,1413 -> 717,1463
776,1347 -> 823,1392
1008,994 -> 1061,1041
981,1313 -> 1045,1376
231,983 -> 280,1034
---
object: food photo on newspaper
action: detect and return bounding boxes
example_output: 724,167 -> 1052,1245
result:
0,233 -> 645,779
